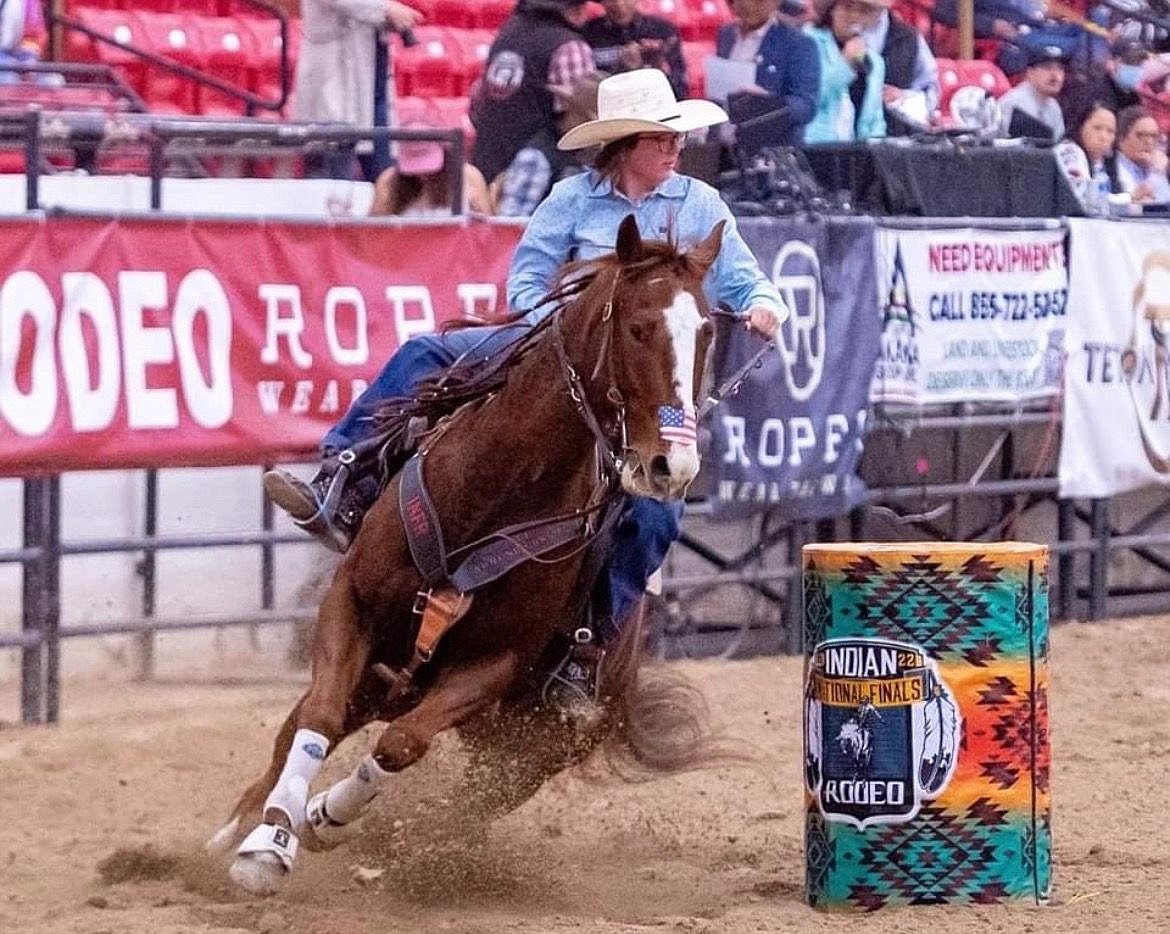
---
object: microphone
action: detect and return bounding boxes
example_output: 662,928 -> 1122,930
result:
398,27 -> 419,48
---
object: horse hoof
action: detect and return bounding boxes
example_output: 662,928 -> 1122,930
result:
230,823 -> 299,895
230,852 -> 288,896
204,816 -> 241,857
301,791 -> 358,852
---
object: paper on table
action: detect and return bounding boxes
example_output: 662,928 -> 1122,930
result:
703,55 -> 758,103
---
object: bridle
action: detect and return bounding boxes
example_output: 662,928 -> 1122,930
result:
549,267 -> 630,488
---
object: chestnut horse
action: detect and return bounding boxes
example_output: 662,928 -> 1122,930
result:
207,216 -> 727,895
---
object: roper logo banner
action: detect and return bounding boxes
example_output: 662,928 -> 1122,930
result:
772,241 -> 826,402
0,216 -> 521,473
804,638 -> 960,829
711,217 -> 878,520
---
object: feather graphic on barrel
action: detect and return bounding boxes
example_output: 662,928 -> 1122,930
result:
804,688 -> 822,791
919,679 -> 958,795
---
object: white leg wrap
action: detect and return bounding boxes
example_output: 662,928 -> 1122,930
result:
231,823 -> 299,895
323,754 -> 392,825
303,755 -> 391,851
263,728 -> 330,829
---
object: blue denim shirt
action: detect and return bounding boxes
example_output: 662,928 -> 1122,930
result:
507,170 -> 787,322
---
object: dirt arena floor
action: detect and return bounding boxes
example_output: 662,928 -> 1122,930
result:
1,615 -> 1168,934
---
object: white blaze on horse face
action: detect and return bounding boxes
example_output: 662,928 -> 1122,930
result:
661,289 -> 703,483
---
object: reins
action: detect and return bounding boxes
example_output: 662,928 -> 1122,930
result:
699,308 -> 777,420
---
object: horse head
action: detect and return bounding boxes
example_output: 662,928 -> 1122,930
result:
561,215 -> 724,501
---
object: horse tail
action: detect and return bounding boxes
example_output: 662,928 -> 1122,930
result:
593,602 -> 755,779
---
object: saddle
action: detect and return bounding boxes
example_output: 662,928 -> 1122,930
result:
331,400 -> 620,705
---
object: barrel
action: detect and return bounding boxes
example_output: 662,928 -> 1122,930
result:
801,542 -> 1051,909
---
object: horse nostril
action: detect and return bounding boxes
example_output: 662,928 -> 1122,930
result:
649,454 -> 671,482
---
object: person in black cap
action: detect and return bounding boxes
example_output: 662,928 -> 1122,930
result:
1061,38 -> 1148,120
470,0 -> 596,216
998,45 -> 1068,140
581,0 -> 688,100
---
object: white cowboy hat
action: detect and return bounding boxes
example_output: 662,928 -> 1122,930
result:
557,69 -> 728,151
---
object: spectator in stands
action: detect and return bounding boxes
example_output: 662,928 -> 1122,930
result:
803,0 -> 887,142
370,121 -> 493,216
715,0 -> 819,144
1054,100 -> 1117,207
855,0 -> 939,130
933,0 -> 1084,77
582,0 -> 688,100
295,0 -> 424,181
0,0 -> 45,85
471,0 -> 596,217
1061,37 -> 1147,119
998,45 -> 1067,140
1114,105 -> 1170,204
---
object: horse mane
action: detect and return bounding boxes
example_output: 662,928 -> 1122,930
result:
372,235 -> 704,460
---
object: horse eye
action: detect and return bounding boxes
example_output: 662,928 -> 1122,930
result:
629,322 -> 651,344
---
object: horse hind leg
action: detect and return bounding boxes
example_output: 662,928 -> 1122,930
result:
304,653 -> 518,844
229,573 -> 372,896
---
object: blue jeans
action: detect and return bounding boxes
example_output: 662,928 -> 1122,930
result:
325,328 -> 682,633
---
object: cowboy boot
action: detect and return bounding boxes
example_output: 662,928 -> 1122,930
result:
263,462 -> 357,554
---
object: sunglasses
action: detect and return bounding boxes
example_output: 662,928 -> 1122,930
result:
638,132 -> 686,154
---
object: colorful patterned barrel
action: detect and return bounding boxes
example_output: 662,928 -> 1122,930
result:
801,542 -> 1051,910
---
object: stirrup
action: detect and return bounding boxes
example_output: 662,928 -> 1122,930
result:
293,457 -> 354,553
541,636 -> 605,726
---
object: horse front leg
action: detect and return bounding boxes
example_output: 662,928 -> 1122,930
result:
205,694 -> 304,856
229,573 -> 372,896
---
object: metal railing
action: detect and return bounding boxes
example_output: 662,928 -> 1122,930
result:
0,109 -> 466,213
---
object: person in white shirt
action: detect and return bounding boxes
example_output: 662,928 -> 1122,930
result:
1114,105 -> 1170,205
998,45 -> 1067,140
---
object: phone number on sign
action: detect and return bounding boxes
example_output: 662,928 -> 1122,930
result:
928,288 -> 1068,322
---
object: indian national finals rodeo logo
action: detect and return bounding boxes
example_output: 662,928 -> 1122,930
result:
804,638 -> 960,828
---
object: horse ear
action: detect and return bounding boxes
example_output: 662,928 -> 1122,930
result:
688,220 -> 726,277
615,214 -> 644,263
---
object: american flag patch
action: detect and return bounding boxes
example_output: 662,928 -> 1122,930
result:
658,405 -> 697,446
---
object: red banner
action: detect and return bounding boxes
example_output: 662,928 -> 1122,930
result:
0,216 -> 522,473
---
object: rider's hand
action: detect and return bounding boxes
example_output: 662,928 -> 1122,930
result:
746,305 -> 781,341
387,1 -> 424,32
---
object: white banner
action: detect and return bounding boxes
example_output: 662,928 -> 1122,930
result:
1059,219 -> 1170,497
872,227 -> 1068,404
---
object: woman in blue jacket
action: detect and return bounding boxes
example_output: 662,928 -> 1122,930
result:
804,0 -> 887,142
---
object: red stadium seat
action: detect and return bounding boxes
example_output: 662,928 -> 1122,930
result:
431,95 -> 475,151
475,0 -> 514,29
936,57 -> 1010,114
891,0 -> 931,36
66,0 -> 125,9
394,26 -> 463,98
191,13 -> 254,116
681,40 -> 708,100
640,0 -> 696,40
67,8 -> 148,93
448,27 -> 493,96
432,0 -> 477,28
683,0 -> 732,43
243,15 -> 299,112
133,11 -> 205,114
396,95 -> 433,125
